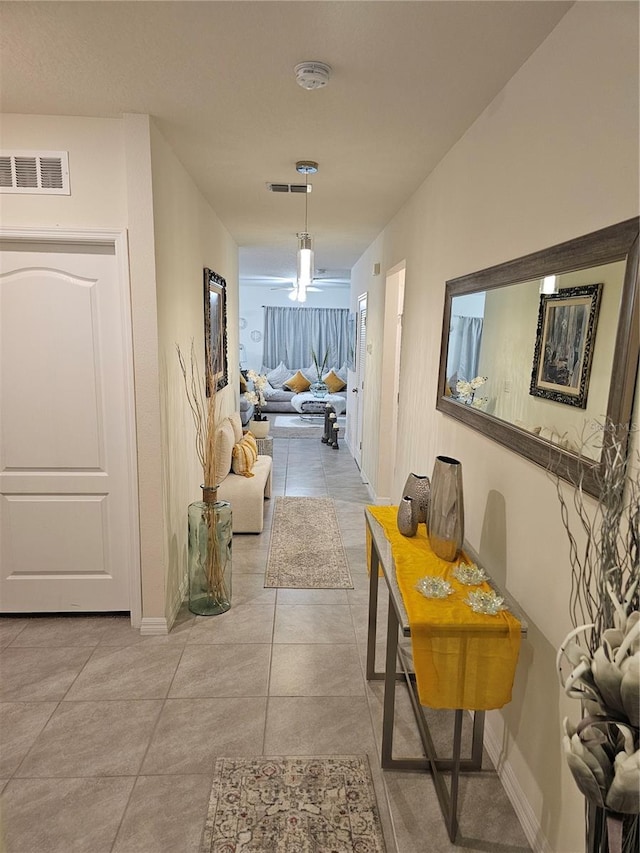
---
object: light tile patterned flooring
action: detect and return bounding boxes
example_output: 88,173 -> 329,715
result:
0,438 -> 531,852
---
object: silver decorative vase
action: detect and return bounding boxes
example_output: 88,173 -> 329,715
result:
401,473 -> 431,524
397,495 -> 418,537
428,456 -> 464,561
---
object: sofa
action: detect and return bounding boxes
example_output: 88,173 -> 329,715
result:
215,412 -> 272,533
250,362 -> 348,414
239,393 -> 254,425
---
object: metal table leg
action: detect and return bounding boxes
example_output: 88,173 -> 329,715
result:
366,539 -> 383,681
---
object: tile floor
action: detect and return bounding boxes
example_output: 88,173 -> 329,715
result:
0,437 -> 531,852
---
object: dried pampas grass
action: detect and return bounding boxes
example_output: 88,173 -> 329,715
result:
176,341 -> 221,489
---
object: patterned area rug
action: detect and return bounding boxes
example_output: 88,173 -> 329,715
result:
264,497 -> 353,589
200,755 -> 386,852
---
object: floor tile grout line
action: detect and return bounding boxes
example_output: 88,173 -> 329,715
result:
107,620 -> 197,851
7,629 -> 113,781
8,698 -> 61,782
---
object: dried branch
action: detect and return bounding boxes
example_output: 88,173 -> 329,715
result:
551,418 -> 640,652
176,340 -> 221,488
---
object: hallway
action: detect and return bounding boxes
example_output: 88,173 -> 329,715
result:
0,437 -> 530,852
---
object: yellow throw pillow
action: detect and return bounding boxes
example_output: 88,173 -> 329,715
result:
242,431 -> 258,456
322,369 -> 347,394
284,369 -> 311,393
232,435 -> 257,477
239,374 -> 248,393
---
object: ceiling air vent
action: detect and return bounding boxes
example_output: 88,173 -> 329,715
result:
266,182 -> 311,194
0,151 -> 70,194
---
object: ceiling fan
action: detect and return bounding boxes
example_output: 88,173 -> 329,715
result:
267,270 -> 351,293
240,270 -> 350,292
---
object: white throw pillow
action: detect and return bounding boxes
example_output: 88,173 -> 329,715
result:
302,364 -> 319,383
229,411 -> 244,444
263,381 -> 279,399
214,418 -> 235,482
336,364 -> 349,382
266,362 -> 293,389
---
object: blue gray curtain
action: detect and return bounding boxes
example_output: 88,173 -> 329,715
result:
446,316 -> 483,384
263,306 -> 350,368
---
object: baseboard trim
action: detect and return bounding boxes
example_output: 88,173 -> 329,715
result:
483,717 -> 550,853
139,617 -> 170,636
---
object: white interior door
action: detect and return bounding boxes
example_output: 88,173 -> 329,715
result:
354,293 -> 367,470
0,237 -> 138,612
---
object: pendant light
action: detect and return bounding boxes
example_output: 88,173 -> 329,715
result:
293,160 -> 318,303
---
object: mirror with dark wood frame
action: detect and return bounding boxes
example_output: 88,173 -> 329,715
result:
436,218 -> 639,498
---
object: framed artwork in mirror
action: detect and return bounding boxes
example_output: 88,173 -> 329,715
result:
204,268 -> 228,396
530,283 -> 602,408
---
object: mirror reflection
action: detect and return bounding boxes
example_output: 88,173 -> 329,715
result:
445,260 -> 626,461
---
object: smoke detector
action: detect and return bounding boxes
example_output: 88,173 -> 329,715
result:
294,61 -> 332,90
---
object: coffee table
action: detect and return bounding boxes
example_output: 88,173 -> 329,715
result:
290,392 -> 347,418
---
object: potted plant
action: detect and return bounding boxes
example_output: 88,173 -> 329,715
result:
310,347 -> 330,397
245,370 -> 270,437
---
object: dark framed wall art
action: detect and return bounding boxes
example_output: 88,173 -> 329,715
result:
529,283 -> 602,408
204,267 -> 229,396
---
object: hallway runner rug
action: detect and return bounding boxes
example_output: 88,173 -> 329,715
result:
200,755 -> 386,852
264,497 -> 353,588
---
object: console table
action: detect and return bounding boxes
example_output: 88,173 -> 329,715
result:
364,506 -> 527,842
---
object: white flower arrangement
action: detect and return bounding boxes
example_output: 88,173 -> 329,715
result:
455,375 -> 487,407
245,370 -> 268,421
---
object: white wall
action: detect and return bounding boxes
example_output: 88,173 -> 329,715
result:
239,283 -> 350,371
150,120 -> 238,627
0,113 -> 240,632
0,115 -> 127,227
351,3 -> 639,851
0,114 -> 168,628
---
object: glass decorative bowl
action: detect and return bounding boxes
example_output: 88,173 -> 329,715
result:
452,562 -> 488,586
416,576 -> 454,599
465,589 -> 507,615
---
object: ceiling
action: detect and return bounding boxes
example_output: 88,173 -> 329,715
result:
0,1 -> 573,289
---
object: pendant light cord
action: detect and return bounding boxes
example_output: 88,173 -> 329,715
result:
304,170 -> 309,234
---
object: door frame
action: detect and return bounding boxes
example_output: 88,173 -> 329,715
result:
354,292 -> 368,472
378,262 -> 406,501
0,226 -> 142,627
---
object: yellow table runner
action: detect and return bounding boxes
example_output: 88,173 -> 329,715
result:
367,505 -> 521,711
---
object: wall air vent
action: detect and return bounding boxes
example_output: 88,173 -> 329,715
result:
0,151 -> 70,194
266,182 -> 311,194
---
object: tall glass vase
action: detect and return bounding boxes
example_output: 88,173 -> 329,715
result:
188,487 -> 232,615
428,456 -> 464,562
